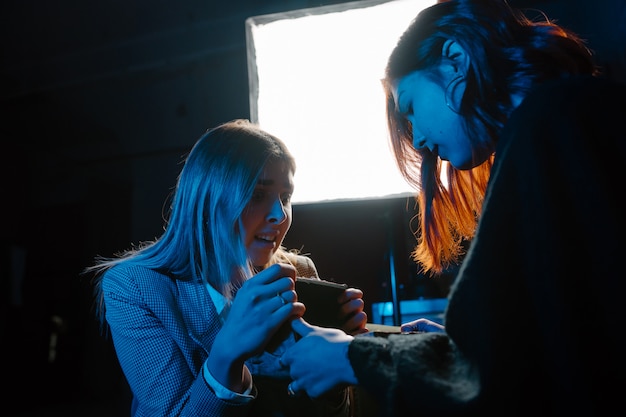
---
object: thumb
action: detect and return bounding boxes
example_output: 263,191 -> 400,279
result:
280,318 -> 315,367
291,317 -> 315,337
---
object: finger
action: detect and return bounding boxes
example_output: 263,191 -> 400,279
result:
339,297 -> 364,317
278,289 -> 296,304
352,326 -> 370,335
273,294 -> 305,320
243,275 -> 295,311
274,290 -> 299,309
275,288 -> 303,310
291,317 -> 316,337
400,321 -> 421,333
287,382 -> 299,397
274,263 -> 297,280
254,263 -> 297,285
400,318 -> 445,333
343,311 -> 368,334
338,287 -> 363,303
276,292 -> 288,308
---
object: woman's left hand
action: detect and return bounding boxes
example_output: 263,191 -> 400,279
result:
400,317 -> 445,333
337,287 -> 368,335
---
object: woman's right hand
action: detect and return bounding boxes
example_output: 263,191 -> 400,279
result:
207,263 -> 305,391
281,318 -> 357,398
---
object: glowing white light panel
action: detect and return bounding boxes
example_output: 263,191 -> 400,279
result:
246,0 -> 436,203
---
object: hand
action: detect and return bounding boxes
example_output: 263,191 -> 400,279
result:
337,287 -> 368,335
208,263 -> 305,391
221,263 -> 306,356
280,318 -> 357,398
400,317 -> 445,333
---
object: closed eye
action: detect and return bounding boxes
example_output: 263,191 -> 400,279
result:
397,93 -> 413,117
398,102 -> 413,118
402,102 -> 413,117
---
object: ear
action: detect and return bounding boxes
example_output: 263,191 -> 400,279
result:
441,39 -> 469,77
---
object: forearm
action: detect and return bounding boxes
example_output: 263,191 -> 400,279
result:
348,333 -> 479,415
206,347 -> 250,395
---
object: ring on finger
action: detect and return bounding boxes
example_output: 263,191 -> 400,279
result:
287,383 -> 296,397
277,292 -> 287,305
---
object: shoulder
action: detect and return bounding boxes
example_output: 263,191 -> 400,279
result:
501,75 -> 626,154
490,75 -> 626,201
101,263 -> 178,301
103,263 -> 168,284
514,76 -> 625,121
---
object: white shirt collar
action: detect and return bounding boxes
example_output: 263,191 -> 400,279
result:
206,283 -> 229,317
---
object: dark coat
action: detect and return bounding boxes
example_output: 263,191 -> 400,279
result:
349,76 -> 626,416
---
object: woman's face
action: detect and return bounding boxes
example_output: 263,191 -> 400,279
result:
241,159 -> 294,267
393,70 -> 476,169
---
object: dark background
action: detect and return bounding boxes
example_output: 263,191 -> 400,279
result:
1,0 -> 624,415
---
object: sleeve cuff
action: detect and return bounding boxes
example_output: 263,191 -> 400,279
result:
203,360 -> 255,403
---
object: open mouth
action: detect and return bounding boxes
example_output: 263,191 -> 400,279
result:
255,234 -> 276,243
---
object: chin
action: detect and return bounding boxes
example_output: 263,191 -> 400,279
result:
450,154 -> 485,170
449,159 -> 473,170
249,252 -> 275,267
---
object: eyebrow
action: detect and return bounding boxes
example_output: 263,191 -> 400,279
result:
257,178 -> 294,190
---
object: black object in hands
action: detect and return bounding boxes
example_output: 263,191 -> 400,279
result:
266,277 -> 348,352
296,277 -> 347,328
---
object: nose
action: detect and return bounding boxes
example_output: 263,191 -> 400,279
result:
267,198 -> 287,224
